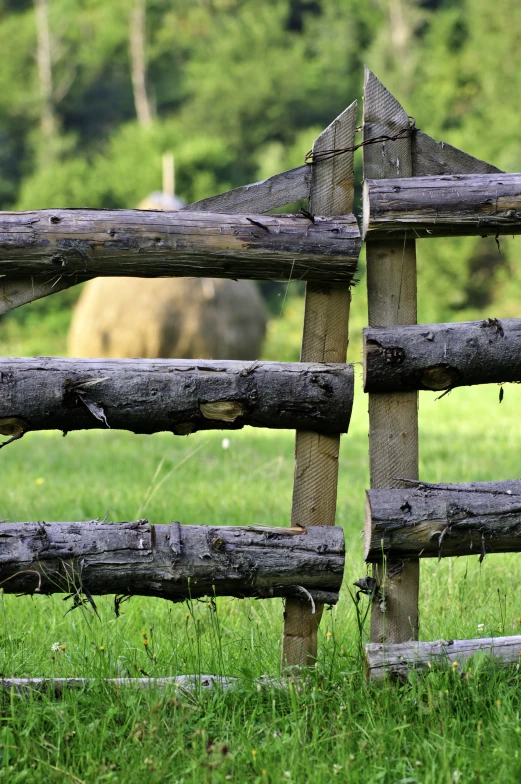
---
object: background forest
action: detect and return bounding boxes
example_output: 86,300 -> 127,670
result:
1,0 -> 521,358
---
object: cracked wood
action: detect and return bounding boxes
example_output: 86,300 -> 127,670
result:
0,209 -> 360,283
365,479 -> 521,561
0,521 -> 345,603
0,358 -> 354,436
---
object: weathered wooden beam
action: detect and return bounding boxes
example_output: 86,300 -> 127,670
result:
0,521 -> 344,603
282,101 -> 356,668
0,209 -> 360,282
0,358 -> 354,437
0,273 -> 87,316
366,636 -> 521,680
363,172 -> 521,240
182,165 -> 311,214
363,69 -> 420,645
365,479 -> 521,561
364,318 -> 521,393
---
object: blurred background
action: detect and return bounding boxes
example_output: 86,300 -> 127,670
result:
0,0 -> 520,361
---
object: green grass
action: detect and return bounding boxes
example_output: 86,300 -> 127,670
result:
1,382 -> 521,781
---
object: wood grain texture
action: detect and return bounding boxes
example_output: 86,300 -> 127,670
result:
0,357 -> 354,436
282,101 -> 357,668
182,165 -> 312,214
364,318 -> 521,393
363,68 -> 420,645
0,521 -> 344,603
366,479 -> 521,560
364,172 -> 521,240
411,130 -> 502,178
0,209 -> 360,282
0,273 -> 86,315
366,636 -> 521,680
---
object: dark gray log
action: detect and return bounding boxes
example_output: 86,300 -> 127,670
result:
182,166 -> 311,214
0,521 -> 345,603
0,209 -> 360,283
366,636 -> 521,680
0,357 -> 354,437
363,172 -> 521,240
365,479 -> 521,561
364,318 -> 521,393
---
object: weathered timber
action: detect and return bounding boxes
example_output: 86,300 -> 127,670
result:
182,165 -> 311,214
0,674 -> 293,695
364,318 -> 521,393
363,172 -> 521,240
365,479 -> 521,561
283,101 -> 356,667
0,273 -> 87,316
0,521 -> 344,603
0,357 -> 354,437
0,209 -> 360,282
411,131 -> 502,177
366,636 -> 521,680
363,69 -> 420,644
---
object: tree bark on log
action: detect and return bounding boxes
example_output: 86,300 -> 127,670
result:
364,318 -> 521,393
0,209 -> 360,283
365,479 -> 521,561
0,522 -> 344,603
363,172 -> 521,240
0,358 -> 354,437
366,636 -> 521,680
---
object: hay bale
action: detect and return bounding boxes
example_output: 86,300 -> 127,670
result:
67,276 -> 267,360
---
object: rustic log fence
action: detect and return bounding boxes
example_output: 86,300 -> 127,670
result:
361,69 -> 521,678
0,100 -> 360,687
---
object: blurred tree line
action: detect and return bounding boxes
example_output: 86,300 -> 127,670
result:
1,0 -> 521,357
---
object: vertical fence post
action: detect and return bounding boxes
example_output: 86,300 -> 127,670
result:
282,101 -> 357,667
363,69 -> 420,644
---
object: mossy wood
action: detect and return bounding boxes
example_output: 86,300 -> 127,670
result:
0,358 -> 354,437
363,173 -> 521,240
364,318 -> 521,393
366,636 -> 521,680
365,479 -> 521,561
0,522 -> 344,603
0,209 -> 360,282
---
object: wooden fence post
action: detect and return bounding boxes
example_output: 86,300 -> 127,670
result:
282,101 -> 357,667
363,69 -> 420,644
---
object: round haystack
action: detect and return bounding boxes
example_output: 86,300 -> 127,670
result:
67,276 -> 267,360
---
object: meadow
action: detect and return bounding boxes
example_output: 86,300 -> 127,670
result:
1,374 -> 521,782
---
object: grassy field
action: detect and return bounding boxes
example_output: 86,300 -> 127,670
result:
0,378 -> 521,782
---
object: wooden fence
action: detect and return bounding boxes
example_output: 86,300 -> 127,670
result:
0,100 -> 360,685
2,67 -> 521,689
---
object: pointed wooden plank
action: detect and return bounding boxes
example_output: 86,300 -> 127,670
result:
282,101 -> 357,668
412,130 -> 503,177
363,68 -> 420,646
0,273 -> 85,316
182,165 -> 312,215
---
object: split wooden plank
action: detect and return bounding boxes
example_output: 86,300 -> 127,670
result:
282,101 -> 357,668
411,131 -> 502,177
0,357 -> 354,437
0,273 -> 87,316
363,172 -> 521,240
0,521 -> 344,603
182,165 -> 312,214
363,318 -> 521,393
365,479 -> 521,561
366,636 -> 521,680
363,68 -> 420,645
0,209 -> 360,282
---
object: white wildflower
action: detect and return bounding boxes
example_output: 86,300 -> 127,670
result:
51,642 -> 62,653
222,438 -> 230,450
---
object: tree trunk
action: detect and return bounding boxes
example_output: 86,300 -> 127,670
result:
366,636 -> 521,680
363,172 -> 521,240
0,209 -> 360,283
365,479 -> 521,561
34,0 -> 57,140
0,521 -> 345,604
129,0 -> 153,127
0,357 -> 354,437
364,318 -> 521,393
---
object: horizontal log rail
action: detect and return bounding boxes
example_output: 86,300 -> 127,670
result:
0,521 -> 345,604
0,209 -> 360,283
363,172 -> 521,239
364,318 -> 521,393
0,358 -> 354,438
365,479 -> 521,561
366,636 -> 521,679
